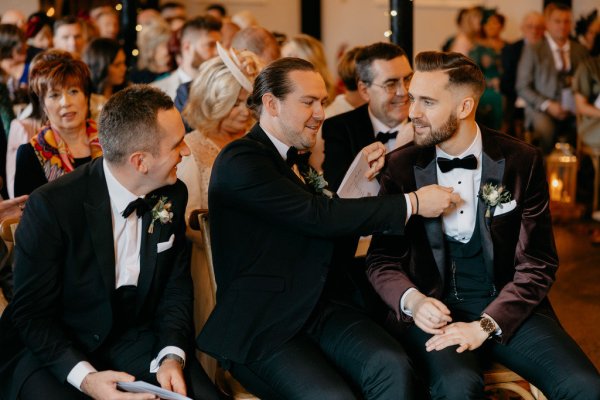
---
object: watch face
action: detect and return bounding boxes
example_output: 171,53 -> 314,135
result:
480,318 -> 495,334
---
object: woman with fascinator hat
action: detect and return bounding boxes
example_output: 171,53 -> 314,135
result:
176,43 -> 261,379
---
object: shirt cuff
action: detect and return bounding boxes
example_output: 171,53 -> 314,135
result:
149,346 -> 186,373
404,193 -> 412,224
482,313 -> 503,336
66,361 -> 97,391
400,287 -> 418,316
540,99 -> 550,112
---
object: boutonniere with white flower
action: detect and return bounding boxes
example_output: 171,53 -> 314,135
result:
148,196 -> 173,234
478,182 -> 511,218
304,168 -> 334,198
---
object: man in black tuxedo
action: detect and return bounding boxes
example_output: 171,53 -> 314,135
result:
197,57 -> 460,399
322,42 -> 414,191
0,86 -> 219,400
367,51 -> 600,399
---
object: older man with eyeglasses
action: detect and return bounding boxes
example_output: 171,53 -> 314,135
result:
322,42 -> 413,190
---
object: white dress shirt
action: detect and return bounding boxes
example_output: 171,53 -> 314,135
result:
151,67 -> 192,101
66,160 -> 185,391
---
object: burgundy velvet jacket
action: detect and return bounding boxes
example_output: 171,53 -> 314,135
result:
366,127 -> 558,344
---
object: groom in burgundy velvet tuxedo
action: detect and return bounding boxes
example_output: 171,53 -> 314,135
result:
367,51 -> 600,399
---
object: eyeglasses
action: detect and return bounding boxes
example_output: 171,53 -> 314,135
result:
369,78 -> 411,95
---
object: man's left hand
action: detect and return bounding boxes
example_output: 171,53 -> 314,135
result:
425,321 -> 489,353
156,359 -> 186,396
361,142 -> 387,180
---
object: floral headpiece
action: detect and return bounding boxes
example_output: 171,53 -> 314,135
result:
216,42 -> 262,92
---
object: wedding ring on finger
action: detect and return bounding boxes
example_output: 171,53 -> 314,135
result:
18,203 -> 24,210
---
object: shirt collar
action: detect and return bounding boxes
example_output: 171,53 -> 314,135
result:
545,32 -> 570,52
103,159 -> 144,215
368,107 -> 407,136
435,124 -> 483,162
177,67 -> 192,84
261,125 -> 291,160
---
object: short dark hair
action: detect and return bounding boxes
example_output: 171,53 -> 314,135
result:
83,38 -> 122,95
0,23 -> 24,60
99,85 -> 175,164
181,15 -> 222,40
53,16 -> 81,34
247,57 -> 316,119
206,3 -> 227,17
414,51 -> 485,98
355,42 -> 407,84
544,2 -> 571,18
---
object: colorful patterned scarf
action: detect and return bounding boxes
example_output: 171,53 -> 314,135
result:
30,119 -> 103,182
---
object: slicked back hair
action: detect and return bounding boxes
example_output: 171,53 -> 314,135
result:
414,51 -> 485,99
355,42 -> 407,84
99,85 -> 174,164
246,57 -> 316,120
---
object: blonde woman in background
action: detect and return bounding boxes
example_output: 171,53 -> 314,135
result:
177,46 -> 260,379
282,33 -> 336,105
130,18 -> 173,83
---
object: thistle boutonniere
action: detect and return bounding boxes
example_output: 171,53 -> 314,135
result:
478,183 -> 511,218
303,168 -> 334,198
148,196 -> 173,234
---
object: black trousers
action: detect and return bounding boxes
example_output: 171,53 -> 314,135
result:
403,311 -> 600,400
18,329 -> 220,400
229,302 -> 426,400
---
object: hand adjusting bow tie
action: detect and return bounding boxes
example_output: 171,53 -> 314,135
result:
286,146 -> 312,167
122,197 -> 157,218
437,154 -> 478,173
375,131 -> 398,144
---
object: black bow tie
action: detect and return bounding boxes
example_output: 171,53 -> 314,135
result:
375,131 -> 398,144
122,197 -> 156,218
286,147 -> 311,168
437,154 -> 478,173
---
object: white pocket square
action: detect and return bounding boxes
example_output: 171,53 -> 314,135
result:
157,234 -> 175,253
493,200 -> 517,217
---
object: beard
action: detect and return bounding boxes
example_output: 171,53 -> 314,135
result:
413,111 -> 459,147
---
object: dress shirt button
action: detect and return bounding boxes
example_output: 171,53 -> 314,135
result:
93,334 -> 100,342
458,181 -> 462,184
460,210 -> 464,214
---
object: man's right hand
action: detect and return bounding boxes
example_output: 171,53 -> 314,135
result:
405,291 -> 452,335
81,371 -> 158,400
546,101 -> 569,120
413,185 -> 462,217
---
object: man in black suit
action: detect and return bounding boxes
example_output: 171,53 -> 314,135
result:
197,57 -> 460,399
367,51 -> 600,399
322,42 -> 414,191
500,11 -> 545,136
0,86 -> 219,400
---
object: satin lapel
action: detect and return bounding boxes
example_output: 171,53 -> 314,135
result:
83,159 -> 116,294
136,205 -> 162,312
414,147 -> 446,282
478,130 -> 505,277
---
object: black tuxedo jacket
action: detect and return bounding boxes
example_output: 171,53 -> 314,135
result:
322,104 -> 376,191
367,128 -> 558,344
0,158 -> 193,400
197,123 -> 408,364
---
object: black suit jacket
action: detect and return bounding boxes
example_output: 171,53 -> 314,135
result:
322,104 -> 376,191
500,39 -> 525,101
0,158 -> 193,400
367,128 -> 558,344
197,123 -> 408,365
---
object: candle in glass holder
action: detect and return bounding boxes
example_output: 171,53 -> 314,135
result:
550,174 -> 563,202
